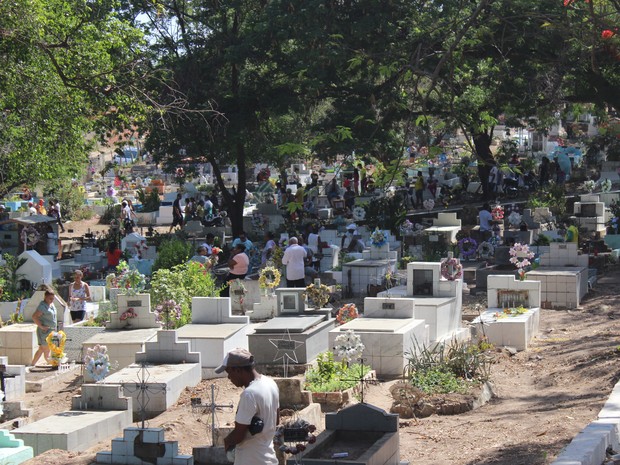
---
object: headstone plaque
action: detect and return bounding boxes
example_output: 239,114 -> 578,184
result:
382,302 -> 395,310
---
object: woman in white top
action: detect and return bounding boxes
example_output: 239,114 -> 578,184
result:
69,269 -> 91,322
306,226 -> 322,271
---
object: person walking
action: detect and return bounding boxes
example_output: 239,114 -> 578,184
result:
281,237 -> 307,287
218,348 -> 279,465
414,171 -> 425,208
31,289 -> 57,367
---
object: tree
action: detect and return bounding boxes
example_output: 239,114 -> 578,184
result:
0,0 -> 145,197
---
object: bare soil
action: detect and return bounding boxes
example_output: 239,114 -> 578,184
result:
23,217 -> 620,465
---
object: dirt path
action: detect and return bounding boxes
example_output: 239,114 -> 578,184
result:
24,217 -> 620,465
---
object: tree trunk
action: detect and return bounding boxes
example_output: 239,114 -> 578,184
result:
473,131 -> 494,201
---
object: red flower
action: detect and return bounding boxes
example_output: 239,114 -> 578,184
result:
602,30 -> 615,40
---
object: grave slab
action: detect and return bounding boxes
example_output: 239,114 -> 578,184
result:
82,329 -> 158,375
13,384 -> 132,456
176,298 -> 249,378
0,430 -> 33,464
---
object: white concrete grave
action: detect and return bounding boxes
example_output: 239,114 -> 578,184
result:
107,294 -> 160,330
0,356 -> 26,402
96,427 -> 193,465
120,232 -> 147,252
17,250 -> 52,287
378,261 -> 466,345
342,237 -> 398,296
102,330 -> 201,419
529,243 -> 589,308
82,294 -> 159,373
329,297 -> 428,377
471,275 -> 541,351
13,384 -> 132,456
248,288 -> 335,367
177,297 -> 250,378
573,194 -> 607,234
0,430 -> 33,464
425,212 -> 462,243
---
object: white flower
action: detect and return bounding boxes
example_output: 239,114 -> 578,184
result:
601,178 -> 612,193
508,212 -> 522,227
333,330 -> 365,363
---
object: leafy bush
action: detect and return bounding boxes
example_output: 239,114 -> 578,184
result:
0,254 -> 29,302
43,179 -> 93,221
304,351 -> 370,393
404,338 -> 492,395
136,189 -> 161,213
149,261 -> 220,327
99,204 -> 121,225
152,238 -> 193,273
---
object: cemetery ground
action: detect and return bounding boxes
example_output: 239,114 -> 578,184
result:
20,214 -> 620,465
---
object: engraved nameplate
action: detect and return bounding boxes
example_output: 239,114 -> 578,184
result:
277,340 -> 297,350
382,303 -> 395,310
127,300 -> 142,307
429,235 -> 439,242
559,244 -> 567,249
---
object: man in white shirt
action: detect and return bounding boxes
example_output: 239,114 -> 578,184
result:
219,348 -> 279,465
281,237 -> 307,287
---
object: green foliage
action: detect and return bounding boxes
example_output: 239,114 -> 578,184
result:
44,179 -> 93,221
526,184 -> 567,218
136,189 -> 161,213
152,238 -> 193,273
0,254 -> 29,302
404,338 -> 492,395
409,369 -> 467,395
99,205 -> 121,225
304,351 -> 371,393
362,196 -> 407,234
149,261 -> 220,327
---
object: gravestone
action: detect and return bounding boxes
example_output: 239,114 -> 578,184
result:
290,403 -> 400,465
177,297 -> 249,378
328,297 -> 427,377
17,250 -> 52,288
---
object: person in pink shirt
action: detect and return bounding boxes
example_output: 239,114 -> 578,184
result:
221,244 -> 249,297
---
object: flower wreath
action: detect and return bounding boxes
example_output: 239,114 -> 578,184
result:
477,241 -> 495,259
21,226 -> 41,248
273,419 -> 317,455
352,206 -> 366,221
509,242 -> 534,269
333,329 -> 365,363
457,237 -> 478,258
45,331 -> 67,367
336,303 -> 359,325
507,211 -> 522,228
440,257 -> 463,281
491,205 -> 504,221
84,344 -> 111,381
423,198 -> 435,211
305,283 -> 331,308
259,266 -> 281,289
370,228 -> 387,247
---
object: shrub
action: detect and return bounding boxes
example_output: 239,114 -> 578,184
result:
149,261 -> 220,327
136,189 -> 161,213
152,238 -> 193,273
304,351 -> 371,393
404,338 -> 492,395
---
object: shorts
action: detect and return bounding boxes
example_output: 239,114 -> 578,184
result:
37,328 -> 52,346
70,310 -> 86,322
172,215 -> 184,227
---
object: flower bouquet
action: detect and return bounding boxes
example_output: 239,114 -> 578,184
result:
120,307 -> 138,322
370,228 -> 387,248
154,299 -> 182,329
509,242 -> 535,280
84,344 -> 111,381
601,178 -> 612,193
336,303 -> 359,325
507,211 -> 522,229
423,198 -> 435,211
400,220 -> 414,236
491,205 -> 504,221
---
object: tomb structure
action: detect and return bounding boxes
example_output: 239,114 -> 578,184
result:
13,384 -> 132,456
329,297 -> 428,377
177,297 -> 250,378
471,275 -> 541,351
248,287 -> 334,368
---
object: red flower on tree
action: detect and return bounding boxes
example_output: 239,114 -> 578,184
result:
602,30 -> 616,40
